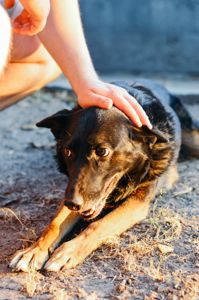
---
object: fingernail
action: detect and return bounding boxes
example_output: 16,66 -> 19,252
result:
147,120 -> 153,129
144,117 -> 152,129
147,123 -> 153,130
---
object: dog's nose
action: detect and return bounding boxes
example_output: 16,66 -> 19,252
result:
64,197 -> 83,211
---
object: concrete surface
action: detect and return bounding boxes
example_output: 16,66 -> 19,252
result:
79,0 -> 199,75
48,73 -> 199,96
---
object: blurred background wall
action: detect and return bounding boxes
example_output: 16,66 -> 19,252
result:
80,0 -> 199,75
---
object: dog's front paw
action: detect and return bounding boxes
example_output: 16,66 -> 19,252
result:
44,238 -> 87,272
9,244 -> 49,272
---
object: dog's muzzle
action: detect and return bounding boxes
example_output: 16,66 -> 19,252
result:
64,197 -> 83,211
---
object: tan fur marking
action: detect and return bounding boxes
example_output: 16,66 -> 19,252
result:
162,164 -> 179,190
45,182 -> 157,271
9,204 -> 80,271
37,205 -> 79,252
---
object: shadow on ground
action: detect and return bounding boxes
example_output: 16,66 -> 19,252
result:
0,89 -> 198,299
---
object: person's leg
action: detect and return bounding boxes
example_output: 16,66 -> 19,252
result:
0,29 -> 61,110
0,5 -> 12,75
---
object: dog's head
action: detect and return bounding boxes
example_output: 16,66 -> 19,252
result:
37,106 -> 170,219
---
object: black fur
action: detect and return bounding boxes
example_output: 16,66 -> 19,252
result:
36,80 -> 199,218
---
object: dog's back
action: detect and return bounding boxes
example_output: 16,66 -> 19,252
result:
114,80 -> 199,159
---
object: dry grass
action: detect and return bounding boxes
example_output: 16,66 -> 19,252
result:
0,184 -> 198,299
0,90 -> 198,299
0,207 -> 25,227
8,204 -> 196,299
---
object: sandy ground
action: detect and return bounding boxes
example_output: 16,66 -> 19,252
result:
0,88 -> 198,300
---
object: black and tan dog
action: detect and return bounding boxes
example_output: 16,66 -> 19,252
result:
10,80 -> 199,272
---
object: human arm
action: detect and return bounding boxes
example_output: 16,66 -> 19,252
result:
39,0 -> 151,128
5,0 -> 151,128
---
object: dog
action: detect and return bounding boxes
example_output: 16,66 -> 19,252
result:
9,80 -> 199,272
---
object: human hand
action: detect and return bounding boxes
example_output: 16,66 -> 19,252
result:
4,0 -> 15,9
77,79 -> 152,129
4,0 -> 50,36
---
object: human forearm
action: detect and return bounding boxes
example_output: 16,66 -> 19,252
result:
39,0 -> 152,129
39,0 -> 98,95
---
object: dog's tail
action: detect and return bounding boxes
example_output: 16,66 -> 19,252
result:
170,95 -> 199,158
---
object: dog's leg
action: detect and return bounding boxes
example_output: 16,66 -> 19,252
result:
158,164 -> 179,191
164,164 -> 179,190
9,204 -> 80,272
45,183 -> 156,272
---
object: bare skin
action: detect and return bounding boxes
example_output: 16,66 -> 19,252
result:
5,0 -> 50,36
0,33 -> 61,99
0,0 -> 152,128
0,5 -> 11,74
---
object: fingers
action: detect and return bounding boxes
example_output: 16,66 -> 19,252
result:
13,19 -> 45,36
12,10 -> 32,35
78,93 -> 113,109
113,96 -> 143,128
79,91 -> 144,128
124,93 -> 152,129
4,0 -> 15,9
104,86 -> 151,128
96,85 -> 152,129
77,81 -> 152,129
13,22 -> 36,36
12,9 -> 47,36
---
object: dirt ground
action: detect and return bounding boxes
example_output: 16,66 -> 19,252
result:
0,89 -> 198,300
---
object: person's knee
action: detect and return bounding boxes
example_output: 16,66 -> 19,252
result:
0,6 -> 12,74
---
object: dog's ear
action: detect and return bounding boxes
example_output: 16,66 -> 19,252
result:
130,125 -> 169,148
36,109 -> 71,138
143,125 -> 170,148
129,125 -> 171,183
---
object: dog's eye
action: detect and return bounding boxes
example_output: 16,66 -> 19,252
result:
95,147 -> 110,157
64,148 -> 72,157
